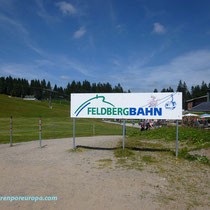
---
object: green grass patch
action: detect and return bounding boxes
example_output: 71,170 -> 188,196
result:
128,126 -> 210,145
96,158 -> 112,162
179,148 -> 210,165
141,155 -> 157,163
114,148 -> 135,158
96,158 -> 113,169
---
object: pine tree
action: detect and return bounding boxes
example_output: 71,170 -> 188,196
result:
153,88 -> 158,93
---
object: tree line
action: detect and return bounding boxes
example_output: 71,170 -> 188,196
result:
0,76 -> 209,109
153,80 -> 210,109
0,76 -> 124,100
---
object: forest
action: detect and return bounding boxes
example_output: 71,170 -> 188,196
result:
0,76 -> 124,100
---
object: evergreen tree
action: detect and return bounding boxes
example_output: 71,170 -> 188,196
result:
71,80 -> 76,93
166,87 -> 174,92
46,81 -> 52,90
104,82 -> 112,93
200,81 -> 208,96
176,80 -> 189,109
0,77 -> 6,94
113,83 -> 123,93
161,88 -> 166,92
82,80 -> 91,92
153,88 -> 158,93
6,76 -> 14,96
76,81 -> 82,92
91,83 -> 97,92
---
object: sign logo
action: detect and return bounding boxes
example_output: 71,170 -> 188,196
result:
165,94 -> 177,110
74,94 -> 164,117
74,95 -> 115,117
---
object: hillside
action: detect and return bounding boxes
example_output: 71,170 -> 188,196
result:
0,94 -> 69,118
0,94 -> 132,144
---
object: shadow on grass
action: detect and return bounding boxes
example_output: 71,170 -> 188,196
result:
76,145 -> 170,152
76,145 -> 119,151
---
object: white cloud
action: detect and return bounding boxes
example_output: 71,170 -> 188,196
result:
36,0 -> 59,23
153,22 -> 166,34
73,27 -> 86,39
0,13 -> 45,56
0,55 -> 94,86
0,13 -> 28,36
108,50 -> 210,92
144,7 -> 165,19
60,57 -> 91,76
56,1 -> 77,15
112,59 -> 120,66
0,63 -> 46,79
60,75 -> 71,80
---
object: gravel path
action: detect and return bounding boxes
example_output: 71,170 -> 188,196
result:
0,136 -> 209,210
0,136 -> 165,210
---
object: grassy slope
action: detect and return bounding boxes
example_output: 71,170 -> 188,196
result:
0,94 -> 135,144
0,94 -> 69,118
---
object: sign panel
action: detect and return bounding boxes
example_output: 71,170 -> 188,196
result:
71,92 -> 182,119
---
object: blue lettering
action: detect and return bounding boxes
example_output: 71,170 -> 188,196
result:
154,108 -> 162,116
137,108 -> 145,115
145,108 -> 153,115
130,108 -> 136,115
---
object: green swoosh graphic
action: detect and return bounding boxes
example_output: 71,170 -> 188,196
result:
74,95 -> 115,114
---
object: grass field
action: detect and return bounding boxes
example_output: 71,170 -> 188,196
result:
118,126 -> 210,164
0,93 -> 209,153
0,94 -> 136,144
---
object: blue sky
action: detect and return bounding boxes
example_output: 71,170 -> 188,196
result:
0,0 -> 210,92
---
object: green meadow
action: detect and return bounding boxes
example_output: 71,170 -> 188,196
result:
0,93 -> 209,159
0,94 -> 134,144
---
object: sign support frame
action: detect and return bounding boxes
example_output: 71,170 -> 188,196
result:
73,118 -> 76,150
39,118 -> 42,148
10,116 -> 12,147
176,120 -> 179,157
123,120 -> 125,149
71,93 -> 182,155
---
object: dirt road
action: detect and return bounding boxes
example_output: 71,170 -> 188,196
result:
0,136 -> 209,210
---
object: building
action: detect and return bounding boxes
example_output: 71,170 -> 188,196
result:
186,95 -> 207,110
23,95 -> 37,101
187,89 -> 210,112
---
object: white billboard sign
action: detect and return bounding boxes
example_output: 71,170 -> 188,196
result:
71,92 -> 182,120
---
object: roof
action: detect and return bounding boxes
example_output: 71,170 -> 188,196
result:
186,95 -> 207,103
189,102 -> 210,112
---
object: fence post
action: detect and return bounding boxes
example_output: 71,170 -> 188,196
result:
52,124 -> 55,139
10,116 -> 12,147
39,118 -> 42,148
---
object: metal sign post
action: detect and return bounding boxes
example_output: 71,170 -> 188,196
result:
39,118 -> 42,148
10,116 -> 12,147
123,120 -> 125,149
73,118 -> 76,150
176,120 -> 179,157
